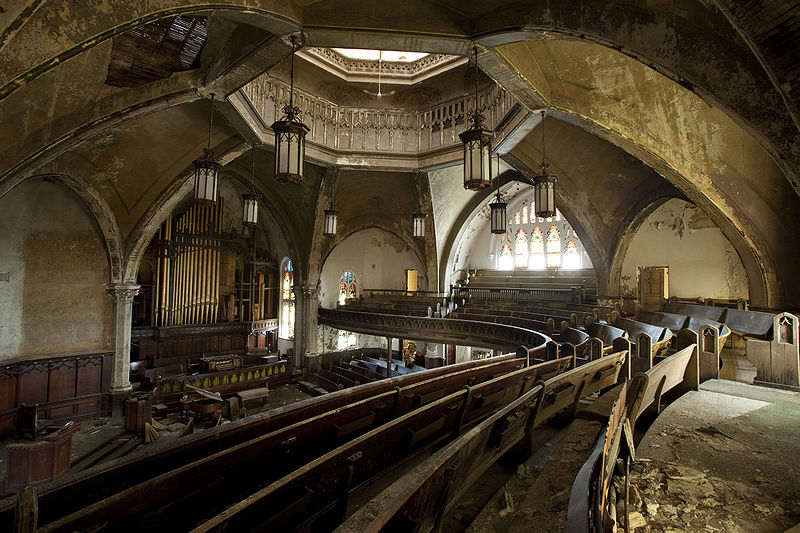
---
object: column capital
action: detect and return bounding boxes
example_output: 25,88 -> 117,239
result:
105,282 -> 141,303
300,282 -> 319,298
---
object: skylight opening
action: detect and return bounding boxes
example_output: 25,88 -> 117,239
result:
332,48 -> 429,62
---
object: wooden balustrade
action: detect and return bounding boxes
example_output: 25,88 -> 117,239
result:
0,351 -> 113,439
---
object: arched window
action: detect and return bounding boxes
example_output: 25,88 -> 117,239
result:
546,227 -> 561,268
514,211 -> 521,224
530,227 -> 545,269
498,241 -> 513,270
514,228 -> 528,268
522,205 -> 528,224
279,259 -> 295,339
339,271 -> 356,304
337,329 -> 356,350
564,240 -> 580,269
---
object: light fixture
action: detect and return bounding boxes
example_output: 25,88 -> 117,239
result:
533,110 -> 557,218
362,50 -> 395,99
271,36 -> 309,184
193,93 -> 221,204
413,211 -> 427,238
490,154 -> 506,234
323,170 -> 338,236
242,144 -> 262,226
459,46 -> 493,191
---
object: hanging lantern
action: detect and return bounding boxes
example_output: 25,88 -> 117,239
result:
242,145 -> 262,226
460,46 -> 493,191
489,191 -> 507,234
323,207 -> 339,236
193,93 -> 221,204
323,170 -> 339,237
533,110 -> 557,218
242,194 -> 260,226
533,171 -> 557,218
271,36 -> 309,184
413,212 -> 428,238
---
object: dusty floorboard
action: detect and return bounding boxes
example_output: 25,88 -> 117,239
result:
627,380 -> 800,532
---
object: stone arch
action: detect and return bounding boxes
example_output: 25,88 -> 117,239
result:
123,150 -> 301,285
0,173 -> 124,284
543,109 -> 775,307
318,225 -> 428,307
439,169 -> 611,297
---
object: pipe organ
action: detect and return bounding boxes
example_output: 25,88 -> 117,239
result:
153,200 -> 224,326
139,199 -> 277,328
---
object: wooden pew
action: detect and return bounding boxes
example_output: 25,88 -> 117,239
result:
664,302 -> 725,322
191,352 -> 626,533
566,343 -> 697,532
613,316 -> 671,360
637,310 -> 689,332
0,354 -> 528,530
626,343 -> 698,429
333,351 -> 628,533
745,312 -> 800,387
42,357 -> 558,533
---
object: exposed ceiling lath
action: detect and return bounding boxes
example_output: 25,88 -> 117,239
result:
105,16 -> 207,88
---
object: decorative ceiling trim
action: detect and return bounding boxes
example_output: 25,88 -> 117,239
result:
298,47 -> 467,85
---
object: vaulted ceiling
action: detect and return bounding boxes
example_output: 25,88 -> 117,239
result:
1,0 -> 798,307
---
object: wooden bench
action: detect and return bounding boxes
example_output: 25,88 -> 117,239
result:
746,312 -> 800,386
237,387 -> 270,408
2,355 -> 533,531
37,355 -> 544,532
333,351 -> 628,533
614,316 -> 672,367
566,343 -> 697,532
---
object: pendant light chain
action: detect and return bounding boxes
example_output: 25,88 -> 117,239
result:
289,37 -> 295,114
541,109 -> 547,172
251,143 -> 256,194
207,93 -> 215,151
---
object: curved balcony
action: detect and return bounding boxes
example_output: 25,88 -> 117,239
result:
318,307 -> 550,350
232,74 -> 523,170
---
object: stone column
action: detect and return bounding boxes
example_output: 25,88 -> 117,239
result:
300,283 -> 321,366
386,336 -> 393,378
105,282 -> 140,394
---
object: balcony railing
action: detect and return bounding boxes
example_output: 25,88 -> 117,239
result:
240,74 -> 517,157
450,285 -> 583,304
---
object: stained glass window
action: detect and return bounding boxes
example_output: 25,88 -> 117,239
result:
280,259 -> 294,338
499,242 -> 513,270
338,329 -> 357,349
514,211 -> 521,224
546,227 -> 561,268
515,228 -> 528,268
564,240 -> 580,269
530,227 -> 545,269
339,271 -> 356,304
522,206 -> 528,224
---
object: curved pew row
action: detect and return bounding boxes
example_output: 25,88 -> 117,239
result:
192,351 -> 628,532
0,352 -> 536,530
37,354 -> 573,532
567,343 -> 698,532
637,310 -> 730,382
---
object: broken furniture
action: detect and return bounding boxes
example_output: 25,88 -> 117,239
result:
2,422 -> 80,496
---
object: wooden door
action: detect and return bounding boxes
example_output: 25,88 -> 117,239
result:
638,266 -> 668,311
405,269 -> 418,293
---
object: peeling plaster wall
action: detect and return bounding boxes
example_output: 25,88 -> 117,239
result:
0,178 -> 110,361
620,199 -> 748,300
319,227 -> 425,308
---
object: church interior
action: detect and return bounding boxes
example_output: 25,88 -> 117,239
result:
1,1 -> 799,531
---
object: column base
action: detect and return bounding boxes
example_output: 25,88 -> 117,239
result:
108,385 -> 133,417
